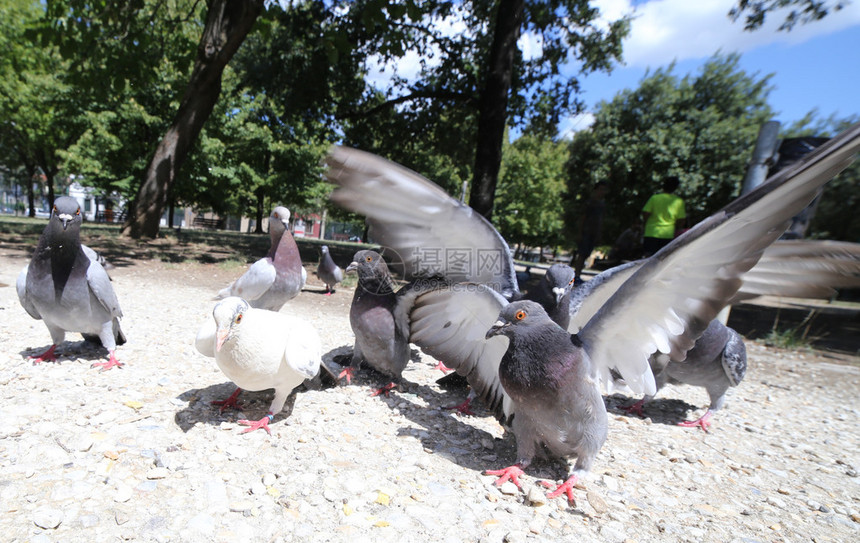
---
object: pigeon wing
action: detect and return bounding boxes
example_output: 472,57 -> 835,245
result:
218,258 -> 277,302
408,283 -> 513,420
16,264 -> 41,320
281,316 -> 322,380
730,239 -> 860,302
326,146 -> 518,298
579,121 -> 860,396
84,247 -> 123,319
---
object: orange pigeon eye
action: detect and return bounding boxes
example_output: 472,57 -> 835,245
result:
365,255 -> 372,262
515,310 -> 526,321
568,278 -> 574,286
235,314 -> 243,324
76,209 -> 81,215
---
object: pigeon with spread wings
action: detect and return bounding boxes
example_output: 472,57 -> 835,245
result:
328,121 -> 860,504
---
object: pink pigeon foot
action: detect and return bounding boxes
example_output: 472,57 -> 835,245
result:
678,410 -> 713,432
338,367 -> 355,384
623,399 -> 646,418
324,291 -> 333,296
445,397 -> 475,416
29,344 -> 59,364
212,387 -> 243,413
238,412 -> 274,435
485,464 -> 526,489
434,360 -> 451,374
371,382 -> 397,397
542,475 -> 579,506
91,351 -> 123,372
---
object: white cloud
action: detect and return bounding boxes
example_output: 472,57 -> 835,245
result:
558,112 -> 596,140
608,0 -> 860,68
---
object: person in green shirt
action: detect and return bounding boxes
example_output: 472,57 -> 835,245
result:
641,176 -> 686,257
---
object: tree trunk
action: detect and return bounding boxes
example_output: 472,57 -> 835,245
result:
254,187 -> 264,234
123,0 -> 265,239
26,166 -> 36,217
468,0 -> 524,220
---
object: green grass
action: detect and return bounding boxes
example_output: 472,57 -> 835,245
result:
0,214 -> 368,270
763,309 -> 818,351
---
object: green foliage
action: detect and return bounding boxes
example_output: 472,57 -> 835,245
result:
729,0 -> 846,31
566,54 -> 774,242
339,0 -> 629,194
0,0 -> 86,202
495,134 -> 570,248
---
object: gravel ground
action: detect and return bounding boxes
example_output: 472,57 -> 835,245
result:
1,247 -> 858,543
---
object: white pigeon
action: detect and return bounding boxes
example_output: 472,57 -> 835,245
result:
195,297 -> 321,434
17,196 -> 126,370
216,207 -> 307,311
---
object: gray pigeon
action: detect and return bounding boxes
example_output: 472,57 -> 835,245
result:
194,297 -> 321,434
216,207 -> 306,310
399,121 -> 860,504
485,300 -> 607,503
622,320 -> 747,431
16,196 -> 126,370
316,245 -> 343,295
524,263 -> 576,330
339,249 -> 434,395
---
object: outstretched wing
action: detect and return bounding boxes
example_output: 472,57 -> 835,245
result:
579,121 -> 860,396
408,283 -> 513,421
326,146 -> 518,299
730,239 -> 860,302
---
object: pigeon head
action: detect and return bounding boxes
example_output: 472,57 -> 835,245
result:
320,245 -> 330,255
346,250 -> 388,277
544,264 -> 575,304
50,196 -> 83,232
486,300 -> 550,339
269,207 -> 290,235
212,297 -> 250,352
346,250 -> 395,294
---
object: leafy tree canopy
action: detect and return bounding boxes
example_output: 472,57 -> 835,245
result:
495,134 -> 570,249
566,53 -> 774,242
729,0 -> 847,31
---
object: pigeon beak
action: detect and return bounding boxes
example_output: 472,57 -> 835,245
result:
552,287 -> 566,304
345,261 -> 359,273
486,319 -> 510,339
58,213 -> 74,230
215,326 -> 231,352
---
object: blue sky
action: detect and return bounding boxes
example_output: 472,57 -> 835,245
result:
556,0 -> 860,137
367,0 -> 860,139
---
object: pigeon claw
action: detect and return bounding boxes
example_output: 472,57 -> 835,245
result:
29,345 -> 59,364
91,352 -> 123,372
212,388 -> 243,413
238,413 -> 273,435
445,397 -> 475,416
371,382 -> 397,397
434,360 -> 452,374
622,399 -> 646,418
677,410 -> 713,432
338,367 -> 355,384
543,475 -> 579,506
485,465 -> 525,490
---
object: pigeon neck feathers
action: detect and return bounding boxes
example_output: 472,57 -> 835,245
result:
499,323 -> 584,400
